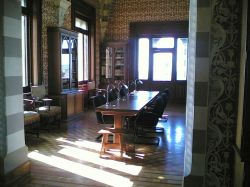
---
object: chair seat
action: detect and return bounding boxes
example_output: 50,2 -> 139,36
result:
98,128 -> 126,157
24,111 -> 40,126
36,106 -> 61,117
24,111 -> 40,137
36,106 -> 61,128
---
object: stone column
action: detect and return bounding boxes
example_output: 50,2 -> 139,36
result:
53,0 -> 71,27
0,0 -> 29,185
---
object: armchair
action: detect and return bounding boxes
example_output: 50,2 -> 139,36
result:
23,97 -> 40,137
31,85 -> 61,128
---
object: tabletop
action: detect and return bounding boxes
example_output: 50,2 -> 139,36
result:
96,91 -> 159,114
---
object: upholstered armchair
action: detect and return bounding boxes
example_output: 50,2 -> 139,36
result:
23,95 -> 40,137
31,85 -> 61,128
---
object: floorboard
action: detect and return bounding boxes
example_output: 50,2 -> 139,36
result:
12,104 -> 185,187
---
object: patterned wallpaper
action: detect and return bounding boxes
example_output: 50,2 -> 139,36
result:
99,0 -> 114,40
206,0 -> 241,186
41,0 -> 71,85
105,0 -> 189,41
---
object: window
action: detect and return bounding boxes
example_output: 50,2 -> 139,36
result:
176,38 -> 188,80
21,0 -> 29,87
138,38 -> 149,80
22,14 -> 28,87
75,17 -> 89,82
153,52 -> 172,81
21,0 -> 41,87
72,0 -> 95,83
137,36 -> 188,81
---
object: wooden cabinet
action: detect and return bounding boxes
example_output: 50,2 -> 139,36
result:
50,91 -> 84,121
100,41 -> 128,85
47,27 -> 85,120
65,91 -> 83,118
66,94 -> 75,116
74,92 -> 83,114
48,27 -> 78,94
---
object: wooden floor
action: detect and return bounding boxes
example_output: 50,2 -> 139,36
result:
13,104 -> 185,187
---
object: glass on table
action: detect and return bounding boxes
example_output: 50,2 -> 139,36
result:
105,82 -> 114,106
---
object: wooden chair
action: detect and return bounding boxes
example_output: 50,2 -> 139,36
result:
133,96 -> 167,145
92,94 -> 114,141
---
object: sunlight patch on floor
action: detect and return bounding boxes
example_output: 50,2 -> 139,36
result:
56,137 -> 101,151
28,150 -> 133,187
58,144 -> 142,175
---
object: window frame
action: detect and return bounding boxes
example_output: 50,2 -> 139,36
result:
129,21 -> 188,83
22,0 -> 41,89
71,0 -> 96,83
137,35 -> 187,82
21,0 -> 31,87
74,14 -> 90,82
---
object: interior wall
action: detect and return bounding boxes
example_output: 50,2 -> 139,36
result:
206,0 -> 241,186
41,0 -> 101,86
104,0 -> 189,42
41,0 -> 71,86
0,0 -> 4,159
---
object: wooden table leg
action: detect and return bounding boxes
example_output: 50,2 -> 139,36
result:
114,114 -> 123,144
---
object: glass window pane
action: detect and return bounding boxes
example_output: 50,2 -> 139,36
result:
153,53 -> 172,81
176,38 -> 188,80
78,33 -> 83,81
61,38 -> 70,79
21,0 -> 27,7
22,15 -> 28,87
62,38 -> 69,49
83,34 -> 88,80
71,38 -> 78,88
75,18 -> 88,30
138,38 -> 149,80
152,37 -> 174,48
77,33 -> 89,81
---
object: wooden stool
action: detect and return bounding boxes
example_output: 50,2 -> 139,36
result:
98,128 -> 126,157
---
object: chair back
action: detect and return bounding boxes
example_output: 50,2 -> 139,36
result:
135,107 -> 159,128
108,88 -> 118,102
160,92 -> 169,108
120,84 -> 129,97
31,85 -> 46,99
151,96 -> 166,118
92,95 -> 106,124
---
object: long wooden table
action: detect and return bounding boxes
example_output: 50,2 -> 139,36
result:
96,91 -> 159,153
